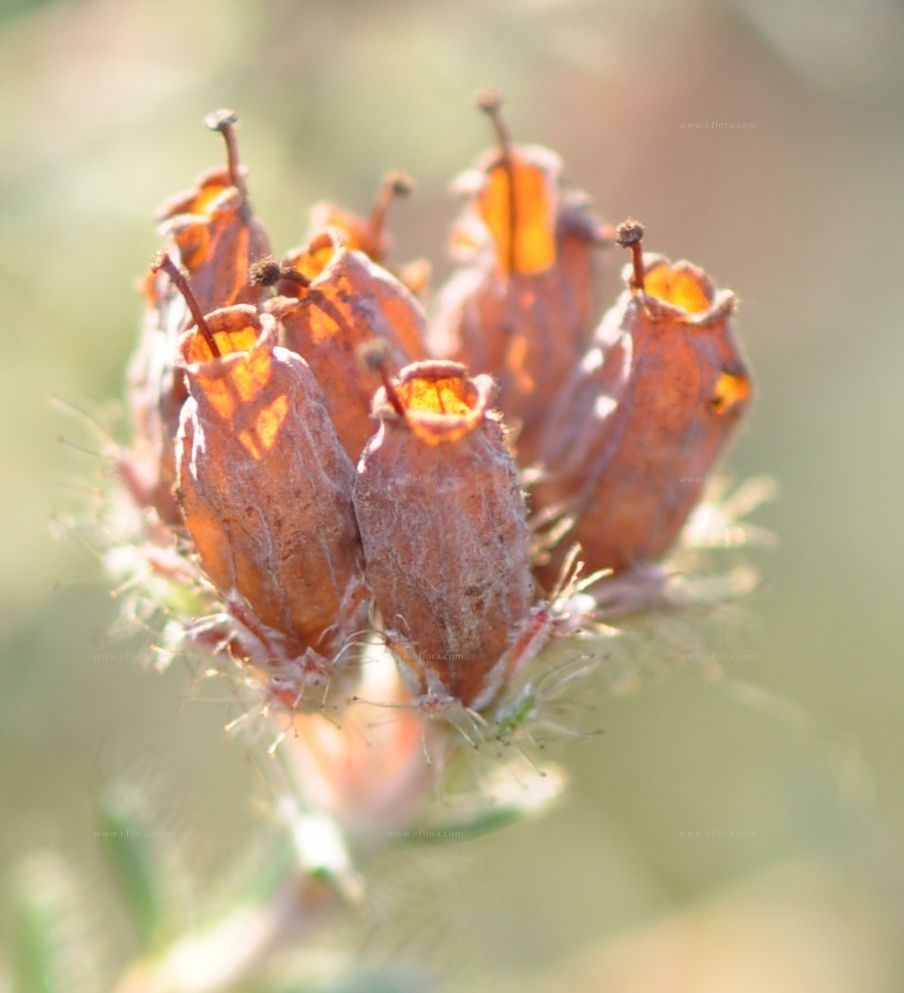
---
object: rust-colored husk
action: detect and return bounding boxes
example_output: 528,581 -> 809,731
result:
352,360 -> 534,708
535,254 -> 752,578
175,306 -> 365,666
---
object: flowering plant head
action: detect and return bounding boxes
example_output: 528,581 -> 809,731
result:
106,96 -> 764,838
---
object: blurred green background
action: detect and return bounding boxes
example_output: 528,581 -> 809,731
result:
1,0 -> 902,990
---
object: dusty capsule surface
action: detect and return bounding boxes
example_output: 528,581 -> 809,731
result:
175,305 -> 365,668
264,229 -> 426,462
536,254 -> 753,578
352,360 -> 534,709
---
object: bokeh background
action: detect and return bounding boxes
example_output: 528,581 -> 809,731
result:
1,0 -> 902,990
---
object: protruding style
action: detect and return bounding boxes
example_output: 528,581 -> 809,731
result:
615,218 -> 645,293
427,92 -> 606,465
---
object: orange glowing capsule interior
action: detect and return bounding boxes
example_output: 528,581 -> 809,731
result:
643,263 -> 712,314
183,319 -> 288,458
712,370 -> 752,414
396,375 -> 477,417
477,156 -> 557,276
286,237 -> 337,284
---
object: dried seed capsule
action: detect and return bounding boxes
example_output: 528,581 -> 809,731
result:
535,224 -> 753,578
156,110 -> 270,312
427,92 -> 604,465
261,230 -> 427,462
123,112 -> 270,525
308,170 -> 414,265
352,360 -> 534,709
175,299 -> 365,676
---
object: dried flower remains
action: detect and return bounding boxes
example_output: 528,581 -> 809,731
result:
109,100 -> 758,759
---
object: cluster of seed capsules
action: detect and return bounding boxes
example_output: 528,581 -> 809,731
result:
119,97 -> 753,734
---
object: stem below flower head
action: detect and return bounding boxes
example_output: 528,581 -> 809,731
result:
112,870 -> 340,993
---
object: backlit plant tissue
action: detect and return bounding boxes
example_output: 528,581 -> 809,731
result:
107,93 -> 766,877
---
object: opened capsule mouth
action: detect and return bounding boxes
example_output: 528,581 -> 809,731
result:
179,307 -> 277,409
377,360 -> 496,445
282,228 -> 346,288
154,166 -> 236,223
644,259 -> 712,314
309,203 -> 374,256
179,310 -> 289,458
396,368 -> 478,417
181,305 -> 264,365
626,254 -> 736,324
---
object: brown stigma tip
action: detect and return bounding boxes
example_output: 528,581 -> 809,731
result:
476,88 -> 504,115
204,108 -> 239,133
357,338 -> 391,372
249,256 -> 283,287
615,218 -> 645,248
151,250 -> 221,358
387,170 -> 414,198
616,218 -> 646,293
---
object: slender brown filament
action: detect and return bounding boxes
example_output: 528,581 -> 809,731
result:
152,250 -> 221,359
